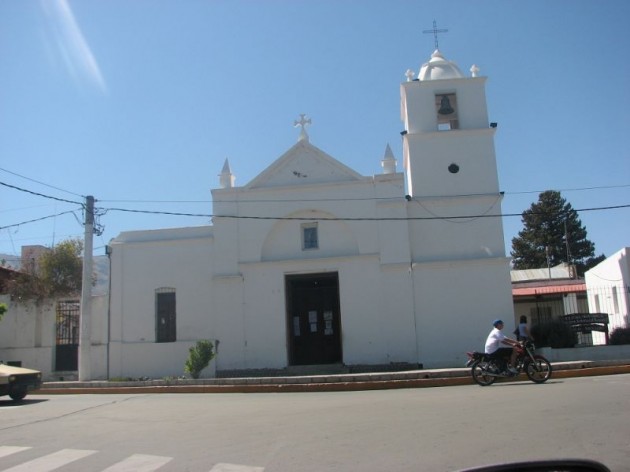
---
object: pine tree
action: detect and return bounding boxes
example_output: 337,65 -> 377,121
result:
511,190 -> 605,276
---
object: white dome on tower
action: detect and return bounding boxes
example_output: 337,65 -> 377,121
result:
418,50 -> 464,81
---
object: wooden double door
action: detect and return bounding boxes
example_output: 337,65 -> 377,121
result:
286,273 -> 342,366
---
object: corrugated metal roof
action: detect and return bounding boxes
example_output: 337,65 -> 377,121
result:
510,264 -> 572,282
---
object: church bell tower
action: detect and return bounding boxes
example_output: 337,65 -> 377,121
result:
400,47 -> 507,262
399,43 -> 514,367
401,49 -> 499,199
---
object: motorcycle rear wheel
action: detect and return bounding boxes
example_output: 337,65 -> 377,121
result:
525,355 -> 552,383
471,360 -> 496,386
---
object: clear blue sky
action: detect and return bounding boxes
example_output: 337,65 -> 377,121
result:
1,0 -> 629,267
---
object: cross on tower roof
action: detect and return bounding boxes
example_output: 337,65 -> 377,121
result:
422,20 -> 448,50
294,114 -> 312,142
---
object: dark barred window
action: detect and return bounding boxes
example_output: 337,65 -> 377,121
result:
156,288 -> 176,343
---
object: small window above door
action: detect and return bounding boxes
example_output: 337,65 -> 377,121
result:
302,223 -> 319,250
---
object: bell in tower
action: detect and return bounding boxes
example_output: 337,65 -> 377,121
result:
438,95 -> 454,115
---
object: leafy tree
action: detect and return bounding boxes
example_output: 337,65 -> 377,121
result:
511,190 -> 605,276
39,239 -> 84,296
6,239 -> 85,302
0,303 -> 7,322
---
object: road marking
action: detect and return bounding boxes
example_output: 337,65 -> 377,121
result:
0,447 -> 265,472
101,453 -> 173,471
209,464 -> 265,472
0,448 -> 96,472
0,446 -> 31,459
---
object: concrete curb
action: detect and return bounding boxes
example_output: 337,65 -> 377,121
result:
33,362 -> 630,395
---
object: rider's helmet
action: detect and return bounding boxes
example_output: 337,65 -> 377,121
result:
492,319 -> 503,327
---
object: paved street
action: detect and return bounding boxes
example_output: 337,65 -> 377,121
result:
1,374 -> 629,471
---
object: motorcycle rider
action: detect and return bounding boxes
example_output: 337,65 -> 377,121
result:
485,319 -> 520,374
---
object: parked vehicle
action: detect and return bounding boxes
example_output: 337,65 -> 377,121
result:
0,363 -> 42,401
456,458 -> 610,471
466,341 -> 552,386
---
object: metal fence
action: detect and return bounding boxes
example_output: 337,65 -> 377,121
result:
55,300 -> 80,371
514,285 -> 629,346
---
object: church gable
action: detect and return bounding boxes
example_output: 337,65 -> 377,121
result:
246,140 -> 365,189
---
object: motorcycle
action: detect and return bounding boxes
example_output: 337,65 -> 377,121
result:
465,340 -> 552,386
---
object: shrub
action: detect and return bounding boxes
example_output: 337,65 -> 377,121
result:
531,320 -> 577,348
610,327 -> 630,345
184,340 -> 216,379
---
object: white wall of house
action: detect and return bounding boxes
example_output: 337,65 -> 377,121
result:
0,294 -> 108,380
0,296 -> 56,376
585,247 -> 630,343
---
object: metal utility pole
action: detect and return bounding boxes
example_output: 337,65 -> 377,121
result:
545,246 -> 552,279
79,195 -> 94,381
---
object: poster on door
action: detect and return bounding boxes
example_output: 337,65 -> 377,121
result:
309,311 -> 317,332
324,311 -> 333,335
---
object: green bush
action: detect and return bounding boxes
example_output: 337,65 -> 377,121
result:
610,327 -> 630,345
184,340 -> 216,379
531,320 -> 577,348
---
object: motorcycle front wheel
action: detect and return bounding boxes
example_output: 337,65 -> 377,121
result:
525,355 -> 552,383
471,360 -> 496,386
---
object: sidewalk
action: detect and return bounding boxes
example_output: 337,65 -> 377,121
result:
35,359 -> 630,395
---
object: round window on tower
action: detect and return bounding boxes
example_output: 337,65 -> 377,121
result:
448,163 -> 460,174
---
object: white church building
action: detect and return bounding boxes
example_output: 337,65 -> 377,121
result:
106,48 -> 514,379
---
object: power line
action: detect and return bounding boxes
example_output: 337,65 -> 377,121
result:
0,167 -> 85,199
0,181 -> 83,206
0,209 -> 82,231
1,178 -> 628,229
101,203 -> 630,221
4,203 -> 627,232
98,196 -> 401,204
2,167 -> 627,206
508,184 -> 630,195
97,184 -> 630,205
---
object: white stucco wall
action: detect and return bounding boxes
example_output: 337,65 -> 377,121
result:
0,294 -> 108,380
108,227 -> 215,378
585,247 -> 630,340
105,51 -> 515,377
108,169 -> 429,375
412,257 -> 513,367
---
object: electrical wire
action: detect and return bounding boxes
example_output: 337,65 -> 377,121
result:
1,178 -> 628,228
0,167 -> 86,199
508,184 -> 630,195
0,181 -> 82,206
95,184 -> 630,204
100,203 -> 630,221
0,209 -> 82,231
